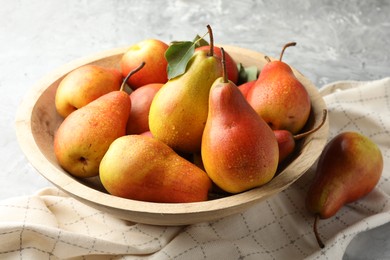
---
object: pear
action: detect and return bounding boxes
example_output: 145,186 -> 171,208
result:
149,25 -> 223,153
275,109 -> 327,163
54,63 -> 145,178
306,131 -> 383,248
120,39 -> 169,90
126,83 -> 163,135
201,48 -> 279,194
246,42 -> 311,134
55,65 -> 123,118
99,135 -> 212,203
237,79 -> 256,98
195,45 -> 239,84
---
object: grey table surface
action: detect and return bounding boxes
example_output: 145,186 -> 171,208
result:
1,0 -> 389,259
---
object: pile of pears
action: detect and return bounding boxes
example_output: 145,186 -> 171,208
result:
53,26 -> 383,247
54,25 -> 311,201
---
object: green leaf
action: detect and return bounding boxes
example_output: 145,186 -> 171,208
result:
193,35 -> 209,48
237,63 -> 259,85
245,66 -> 259,82
237,63 -> 247,85
165,41 -> 196,80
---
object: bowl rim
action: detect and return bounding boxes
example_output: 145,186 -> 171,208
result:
15,45 -> 329,225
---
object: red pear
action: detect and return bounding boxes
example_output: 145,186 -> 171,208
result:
201,48 -> 279,193
120,39 -> 169,90
306,131 -> 383,248
247,42 -> 311,134
238,79 -> 256,98
126,83 -> 163,135
275,109 -> 327,163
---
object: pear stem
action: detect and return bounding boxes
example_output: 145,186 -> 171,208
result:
264,56 -> 271,63
279,42 -> 297,61
206,24 -> 214,57
314,214 -> 325,249
220,47 -> 228,83
120,61 -> 146,91
294,109 -> 328,140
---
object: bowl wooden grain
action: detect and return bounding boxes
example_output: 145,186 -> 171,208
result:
15,45 -> 328,226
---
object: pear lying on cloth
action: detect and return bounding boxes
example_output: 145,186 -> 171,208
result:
306,131 -> 383,248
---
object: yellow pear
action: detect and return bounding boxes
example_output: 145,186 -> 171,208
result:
55,64 -> 122,118
99,135 -> 212,203
53,63 -> 145,178
54,90 -> 131,178
149,45 -> 223,153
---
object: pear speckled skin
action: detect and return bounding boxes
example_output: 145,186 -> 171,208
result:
54,91 -> 131,178
247,56 -> 311,134
148,50 -> 223,153
99,135 -> 212,203
306,131 -> 383,219
201,77 -> 279,194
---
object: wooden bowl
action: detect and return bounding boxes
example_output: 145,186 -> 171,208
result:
15,45 -> 328,226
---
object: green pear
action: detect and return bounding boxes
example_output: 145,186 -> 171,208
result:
306,131 -> 383,248
149,28 -> 223,153
201,48 -> 279,193
246,42 -> 311,134
55,64 -> 123,118
99,135 -> 212,203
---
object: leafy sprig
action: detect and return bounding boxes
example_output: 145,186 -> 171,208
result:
165,34 -> 209,80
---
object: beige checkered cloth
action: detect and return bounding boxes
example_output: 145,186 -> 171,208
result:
1,78 -> 389,259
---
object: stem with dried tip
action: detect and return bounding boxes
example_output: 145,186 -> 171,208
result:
279,42 -> 297,61
206,24 -> 214,57
314,214 -> 325,249
120,61 -> 146,91
294,109 -> 328,140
